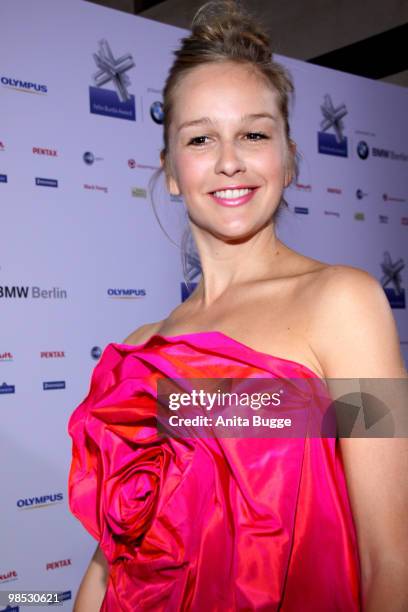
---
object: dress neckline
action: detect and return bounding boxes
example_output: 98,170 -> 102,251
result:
111,330 -> 323,381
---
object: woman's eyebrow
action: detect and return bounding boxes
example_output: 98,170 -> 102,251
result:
177,112 -> 277,132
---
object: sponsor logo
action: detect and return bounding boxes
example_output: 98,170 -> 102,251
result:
294,206 -> 309,215
181,281 -> 198,302
381,252 -> 405,309
0,570 -> 18,583
170,194 -> 183,203
83,183 -> 108,193
83,151 -> 103,165
128,159 -> 160,170
0,605 -> 19,612
16,493 -> 64,509
91,346 -> 102,360
0,351 -> 13,362
354,212 -> 365,220
0,141 -> 5,151
327,187 -> 342,194
357,140 -> 369,160
1,76 -> 47,94
46,559 -> 72,571
90,39 -> 136,121
373,147 -> 408,161
150,101 -> 164,124
0,286 -> 67,299
0,382 -> 15,394
33,147 -> 57,157
131,187 -> 147,198
379,214 -> 389,224
401,217 -> 408,226
295,182 -> 312,191
357,141 -> 408,162
356,189 -> 368,199
324,210 -> 340,217
55,591 -> 72,603
35,177 -> 58,188
107,288 -> 146,299
0,174 -> 8,183
43,381 -> 66,390
40,351 -> 65,358
318,94 -> 348,157
383,193 -> 406,203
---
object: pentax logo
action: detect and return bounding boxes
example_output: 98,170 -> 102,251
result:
40,351 -> 65,358
33,147 -> 57,157
46,558 -> 72,570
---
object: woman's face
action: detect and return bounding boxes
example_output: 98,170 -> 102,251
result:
166,61 -> 292,241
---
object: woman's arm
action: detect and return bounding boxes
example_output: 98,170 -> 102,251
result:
73,544 -> 109,612
311,266 -> 408,611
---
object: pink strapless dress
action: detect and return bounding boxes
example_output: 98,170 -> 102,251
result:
67,332 -> 361,611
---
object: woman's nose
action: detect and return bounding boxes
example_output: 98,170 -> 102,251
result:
214,141 -> 246,176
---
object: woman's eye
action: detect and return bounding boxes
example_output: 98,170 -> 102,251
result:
188,136 -> 209,146
245,132 -> 268,141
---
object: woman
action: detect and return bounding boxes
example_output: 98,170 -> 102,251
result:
68,1 -> 408,610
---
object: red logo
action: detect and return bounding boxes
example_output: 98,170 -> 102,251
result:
0,351 -> 13,360
296,182 -> 312,191
0,141 -> 5,151
327,187 -> 342,195
46,559 -> 72,570
40,351 -> 65,358
0,570 -> 18,582
33,147 -> 57,157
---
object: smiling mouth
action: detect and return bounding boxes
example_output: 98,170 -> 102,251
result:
210,187 -> 257,199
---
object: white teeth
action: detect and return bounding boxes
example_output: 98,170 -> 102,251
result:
213,188 -> 253,199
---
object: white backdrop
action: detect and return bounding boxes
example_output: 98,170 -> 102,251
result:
1,0 -> 407,608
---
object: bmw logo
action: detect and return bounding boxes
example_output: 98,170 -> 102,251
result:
83,151 -> 95,165
150,101 -> 164,124
357,141 -> 369,160
91,346 -> 102,360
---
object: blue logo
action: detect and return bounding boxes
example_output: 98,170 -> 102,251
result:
35,177 -> 58,188
83,151 -> 95,165
52,591 -> 72,604
0,174 -> 7,183
43,381 -> 66,390
356,188 -> 368,199
0,382 -> 15,395
107,288 -> 146,298
17,493 -> 64,509
379,215 -> 389,224
1,75 -> 47,94
150,101 -> 164,124
294,206 -> 309,215
89,40 -> 136,121
181,282 -> 198,302
381,251 -> 405,309
91,346 -> 102,360
318,94 -> 348,157
357,141 -> 369,160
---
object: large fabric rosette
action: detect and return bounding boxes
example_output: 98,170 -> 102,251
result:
67,332 -> 360,611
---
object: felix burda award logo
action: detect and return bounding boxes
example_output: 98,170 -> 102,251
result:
89,39 -> 136,121
381,251 -> 405,309
318,94 -> 348,157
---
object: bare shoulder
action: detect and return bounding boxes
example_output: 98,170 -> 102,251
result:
309,264 -> 406,377
122,320 -> 164,346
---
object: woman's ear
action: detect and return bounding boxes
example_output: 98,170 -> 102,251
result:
160,150 -> 181,196
284,140 -> 297,188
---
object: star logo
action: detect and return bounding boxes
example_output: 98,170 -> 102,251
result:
92,39 -> 135,103
319,94 -> 348,143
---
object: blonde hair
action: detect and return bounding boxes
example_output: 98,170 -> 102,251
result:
150,0 -> 297,288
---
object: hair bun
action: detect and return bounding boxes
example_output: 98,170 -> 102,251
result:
191,0 -> 272,64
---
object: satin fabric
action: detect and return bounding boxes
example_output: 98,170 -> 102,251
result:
68,331 -> 361,611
